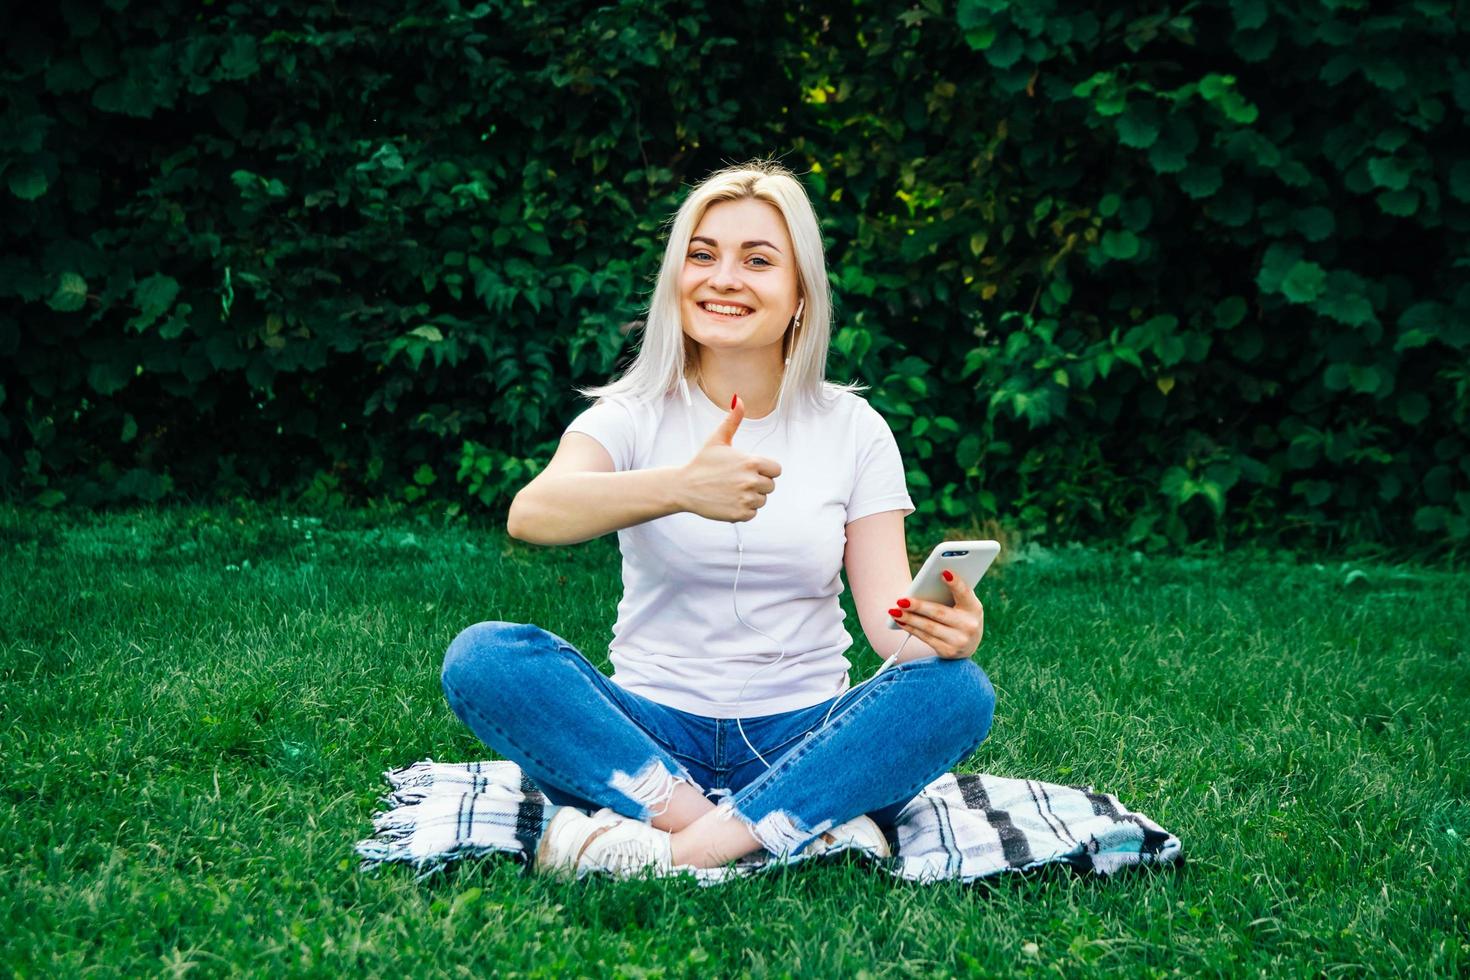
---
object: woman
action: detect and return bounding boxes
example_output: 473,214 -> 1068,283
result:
441,159 -> 995,878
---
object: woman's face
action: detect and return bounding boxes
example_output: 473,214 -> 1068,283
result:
679,198 -> 801,359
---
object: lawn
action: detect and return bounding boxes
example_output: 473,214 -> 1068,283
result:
2,503 -> 1466,977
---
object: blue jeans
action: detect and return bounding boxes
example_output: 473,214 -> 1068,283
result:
440,621 -> 996,857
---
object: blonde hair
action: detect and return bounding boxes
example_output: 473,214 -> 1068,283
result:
574,158 -> 867,414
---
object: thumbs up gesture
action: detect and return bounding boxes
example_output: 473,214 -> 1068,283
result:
677,393 -> 783,522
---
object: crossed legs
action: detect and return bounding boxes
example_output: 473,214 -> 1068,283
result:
441,621 -> 994,869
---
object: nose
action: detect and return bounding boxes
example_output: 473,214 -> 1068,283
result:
708,255 -> 744,291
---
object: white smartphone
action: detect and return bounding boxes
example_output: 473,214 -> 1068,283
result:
887,539 -> 1002,629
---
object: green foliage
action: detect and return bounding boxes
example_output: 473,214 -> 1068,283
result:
1,0 -> 1467,554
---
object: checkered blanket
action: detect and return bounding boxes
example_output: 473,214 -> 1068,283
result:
355,759 -> 1183,884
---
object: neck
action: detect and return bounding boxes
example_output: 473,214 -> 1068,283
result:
691,346 -> 785,420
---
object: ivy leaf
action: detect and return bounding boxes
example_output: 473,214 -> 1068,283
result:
984,29 -> 1024,69
218,36 -> 260,79
1234,24 -> 1278,62
1255,242 -> 1302,294
1367,156 -> 1412,191
1147,115 -> 1197,173
963,24 -> 997,50
1396,393 -> 1429,425
1362,55 -> 1406,91
954,0 -> 991,31
1373,127 -> 1410,153
1280,261 -> 1326,303
48,272 -> 88,312
1072,71 -> 1111,99
1230,0 -> 1268,30
1198,73 -> 1259,124
129,274 -> 180,332
1315,270 -> 1376,328
1319,53 -> 1356,86
92,74 -> 161,118
957,433 -> 982,469
1295,480 -> 1333,507
1393,301 -> 1443,350
35,489 -> 66,508
1449,160 -> 1470,203
1177,163 -> 1222,198
1316,291 -> 1376,329
1295,206 -> 1335,241
1116,101 -> 1161,148
1218,91 -> 1259,125
1120,196 -> 1153,232
1413,507 -> 1448,533
1198,73 -> 1234,100
1208,184 -> 1253,226
1227,129 -> 1281,168
1347,364 -> 1382,394
1205,460 -> 1241,493
8,165 -> 49,201
87,360 -> 132,396
1376,188 -> 1419,216
1277,161 -> 1312,187
1095,84 -> 1127,117
1214,296 -> 1248,329
1101,229 -> 1140,260
45,58 -> 94,94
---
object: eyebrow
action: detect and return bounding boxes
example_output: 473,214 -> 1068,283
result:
690,236 -> 782,253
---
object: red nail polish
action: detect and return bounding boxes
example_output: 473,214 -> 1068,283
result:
731,393 -> 738,409
896,598 -> 910,608
888,608 -> 902,617
942,570 -> 953,582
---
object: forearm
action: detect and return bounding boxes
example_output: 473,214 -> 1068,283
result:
882,629 -> 939,663
507,467 -> 688,546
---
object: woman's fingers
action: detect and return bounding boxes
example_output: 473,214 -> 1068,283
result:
892,611 -> 966,657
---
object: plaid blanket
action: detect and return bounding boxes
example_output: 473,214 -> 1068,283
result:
355,759 -> 1183,884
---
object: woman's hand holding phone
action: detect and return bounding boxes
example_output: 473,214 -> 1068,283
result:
888,568 -> 986,660
677,394 -> 783,523
886,540 -> 999,661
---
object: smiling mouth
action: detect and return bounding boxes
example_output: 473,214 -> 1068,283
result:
699,301 -> 754,319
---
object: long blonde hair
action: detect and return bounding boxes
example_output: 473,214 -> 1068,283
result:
574,159 -> 867,414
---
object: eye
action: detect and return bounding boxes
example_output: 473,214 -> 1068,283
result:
689,250 -> 713,261
748,255 -> 771,267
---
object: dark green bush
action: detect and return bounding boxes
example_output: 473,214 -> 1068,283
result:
2,0 -> 1466,554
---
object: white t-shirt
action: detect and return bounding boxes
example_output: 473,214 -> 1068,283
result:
562,381 -> 915,718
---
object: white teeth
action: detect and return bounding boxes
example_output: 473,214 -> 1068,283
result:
703,302 -> 751,316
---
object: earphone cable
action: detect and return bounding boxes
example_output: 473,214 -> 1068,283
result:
679,364 -> 912,769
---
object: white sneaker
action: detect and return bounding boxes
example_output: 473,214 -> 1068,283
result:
798,814 -> 891,861
537,807 -> 675,879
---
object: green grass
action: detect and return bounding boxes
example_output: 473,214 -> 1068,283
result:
2,503 -> 1467,977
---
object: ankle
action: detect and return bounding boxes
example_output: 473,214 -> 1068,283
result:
669,816 -> 764,869
669,831 -> 704,869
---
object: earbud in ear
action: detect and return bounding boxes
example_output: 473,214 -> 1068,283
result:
795,298 -> 805,321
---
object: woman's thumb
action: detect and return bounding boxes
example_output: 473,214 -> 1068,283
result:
707,392 -> 744,446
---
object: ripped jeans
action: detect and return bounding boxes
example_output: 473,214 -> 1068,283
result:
440,621 -> 996,857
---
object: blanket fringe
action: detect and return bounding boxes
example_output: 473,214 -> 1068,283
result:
383,757 -> 443,789
383,785 -> 436,809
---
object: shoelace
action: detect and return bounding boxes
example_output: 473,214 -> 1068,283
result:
586,832 -> 664,874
